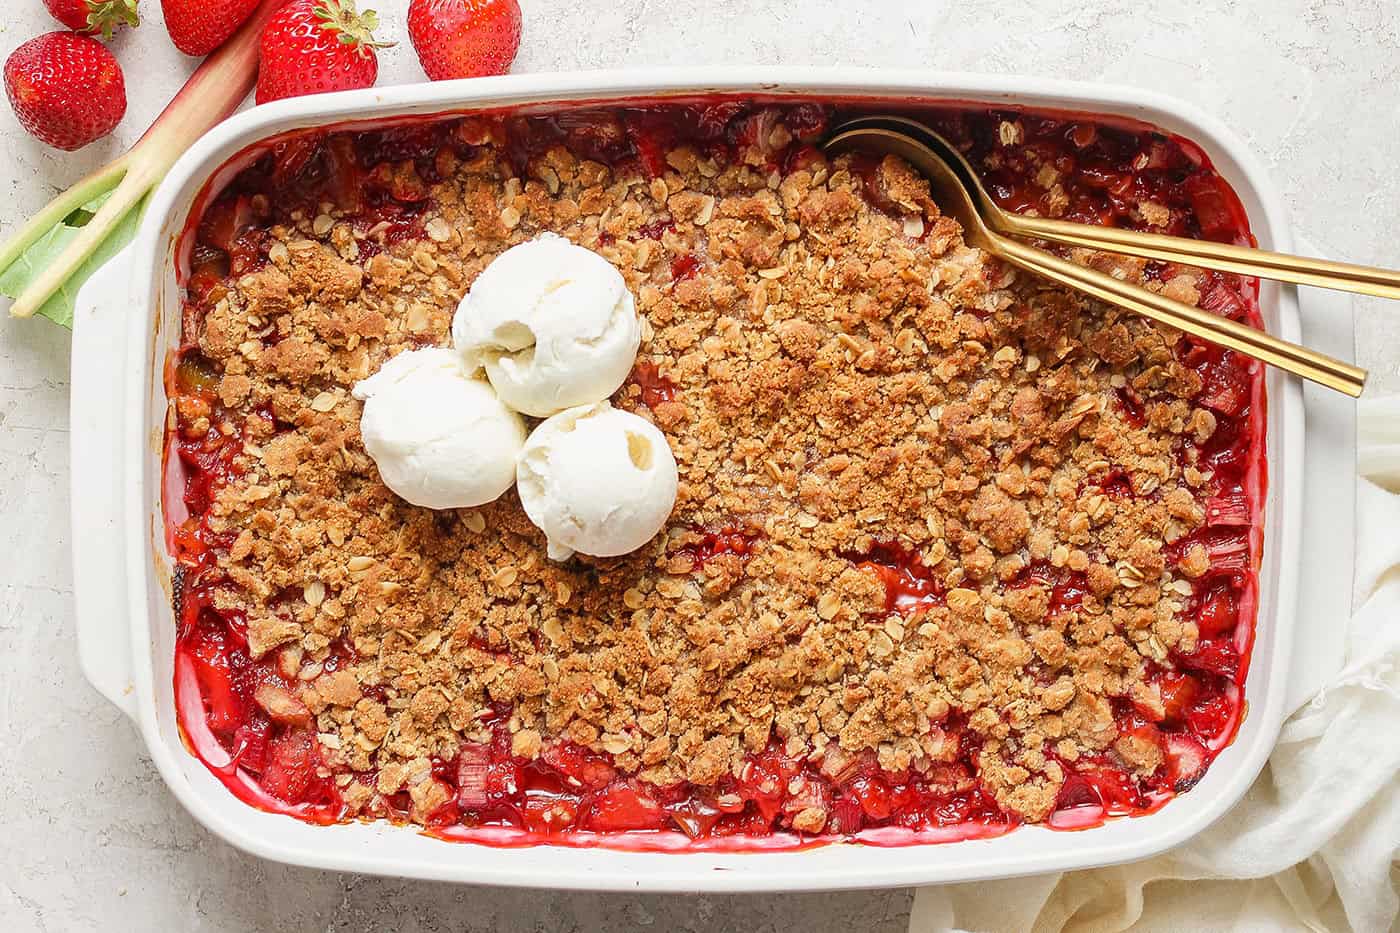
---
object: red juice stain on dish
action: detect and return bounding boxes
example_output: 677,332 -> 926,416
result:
166,99 -> 1266,846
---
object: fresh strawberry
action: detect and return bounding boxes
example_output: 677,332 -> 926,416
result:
162,0 -> 261,56
43,0 -> 139,39
407,0 -> 521,81
256,0 -> 390,104
4,32 -> 126,151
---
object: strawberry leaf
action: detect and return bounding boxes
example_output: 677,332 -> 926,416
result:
0,189 -> 145,328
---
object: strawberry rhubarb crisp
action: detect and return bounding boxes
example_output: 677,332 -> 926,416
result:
168,101 -> 1264,846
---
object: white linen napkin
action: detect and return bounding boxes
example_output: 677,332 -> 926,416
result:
909,306 -> 1400,933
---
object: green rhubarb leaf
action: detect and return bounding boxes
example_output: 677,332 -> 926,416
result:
0,190 -> 146,329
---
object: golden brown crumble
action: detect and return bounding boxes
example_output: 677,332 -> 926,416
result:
186,123 -> 1228,827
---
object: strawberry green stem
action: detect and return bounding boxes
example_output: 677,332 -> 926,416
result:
5,0 -> 284,320
87,0 -> 141,41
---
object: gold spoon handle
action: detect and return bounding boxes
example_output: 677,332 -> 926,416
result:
1002,213 -> 1400,301
994,234 -> 1367,397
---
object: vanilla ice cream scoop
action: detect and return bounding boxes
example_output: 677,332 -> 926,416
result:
452,234 -> 641,417
353,348 -> 526,510
516,402 -> 678,561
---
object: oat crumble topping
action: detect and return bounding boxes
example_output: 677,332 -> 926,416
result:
170,104 -> 1261,837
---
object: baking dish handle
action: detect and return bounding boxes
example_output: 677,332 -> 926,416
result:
70,249 -> 138,720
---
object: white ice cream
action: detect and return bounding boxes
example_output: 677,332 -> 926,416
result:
353,348 -> 526,510
452,234 -> 641,417
516,402 -> 678,561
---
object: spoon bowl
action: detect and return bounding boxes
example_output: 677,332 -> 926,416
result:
822,117 -> 1367,397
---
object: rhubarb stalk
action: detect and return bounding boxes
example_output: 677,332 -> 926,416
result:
2,0 -> 284,320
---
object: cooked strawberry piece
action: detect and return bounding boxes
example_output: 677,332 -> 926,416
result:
199,195 -> 258,255
667,799 -> 723,839
231,721 -> 270,774
187,626 -> 244,733
1081,766 -> 1143,811
520,793 -> 580,835
627,361 -> 678,410
1194,583 -> 1239,638
783,103 -> 829,141
584,782 -> 666,832
1175,639 -> 1240,680
540,741 -> 616,790
1054,773 -> 1101,811
269,135 -> 323,185
1185,174 -> 1242,242
552,110 -> 629,164
670,254 -> 701,281
261,729 -> 319,802
1187,690 -> 1236,740
1154,671 -> 1200,725
1164,734 -> 1209,789
737,748 -> 800,823
847,775 -> 893,820
931,788 -> 1004,826
632,133 -> 669,178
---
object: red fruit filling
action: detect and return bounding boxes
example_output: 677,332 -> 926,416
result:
846,540 -> 945,615
626,360 -> 678,410
168,98 -> 1263,848
670,525 -> 760,572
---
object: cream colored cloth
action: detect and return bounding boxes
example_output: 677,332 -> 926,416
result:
909,397 -> 1400,933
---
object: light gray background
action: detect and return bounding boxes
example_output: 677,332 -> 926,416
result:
2,1 -> 1396,930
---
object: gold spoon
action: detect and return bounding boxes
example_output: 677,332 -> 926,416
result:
824,117 -> 1368,398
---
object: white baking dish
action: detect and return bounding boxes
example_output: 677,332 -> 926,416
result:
70,67 -> 1304,892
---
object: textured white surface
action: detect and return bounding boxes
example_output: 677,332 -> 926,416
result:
0,1 -> 1396,930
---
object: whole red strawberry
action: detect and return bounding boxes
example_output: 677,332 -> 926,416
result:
407,0 -> 521,81
4,32 -> 126,150
256,0 -> 390,104
43,0 -> 140,39
162,0 -> 261,56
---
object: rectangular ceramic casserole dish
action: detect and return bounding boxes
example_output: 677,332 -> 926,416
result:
69,67 -> 1304,892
